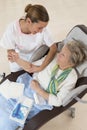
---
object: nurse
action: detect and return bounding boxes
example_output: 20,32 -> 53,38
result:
0,4 -> 57,74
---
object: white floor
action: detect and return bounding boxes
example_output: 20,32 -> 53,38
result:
0,0 -> 87,130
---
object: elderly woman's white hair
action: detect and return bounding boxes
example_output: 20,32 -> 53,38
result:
65,40 -> 87,66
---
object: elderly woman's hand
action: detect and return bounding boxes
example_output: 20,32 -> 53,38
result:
30,80 -> 49,100
30,80 -> 40,92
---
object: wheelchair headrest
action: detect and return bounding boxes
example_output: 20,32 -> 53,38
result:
64,25 -> 87,45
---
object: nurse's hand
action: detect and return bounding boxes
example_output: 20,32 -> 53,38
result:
8,50 -> 19,62
7,49 -> 16,62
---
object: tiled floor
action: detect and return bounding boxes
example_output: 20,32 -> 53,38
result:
0,0 -> 87,130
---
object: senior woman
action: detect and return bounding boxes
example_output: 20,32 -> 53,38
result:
0,40 -> 87,130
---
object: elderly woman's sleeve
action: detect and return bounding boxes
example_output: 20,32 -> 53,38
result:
48,71 -> 78,107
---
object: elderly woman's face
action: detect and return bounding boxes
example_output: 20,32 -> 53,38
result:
57,45 -> 72,69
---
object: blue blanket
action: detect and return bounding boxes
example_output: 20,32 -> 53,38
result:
0,73 -> 53,130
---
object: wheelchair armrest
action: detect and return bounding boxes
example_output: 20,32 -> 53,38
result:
75,96 -> 87,104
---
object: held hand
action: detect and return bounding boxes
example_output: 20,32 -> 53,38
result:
27,64 -> 43,73
7,49 -> 15,62
7,50 -> 19,62
11,52 -> 19,62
